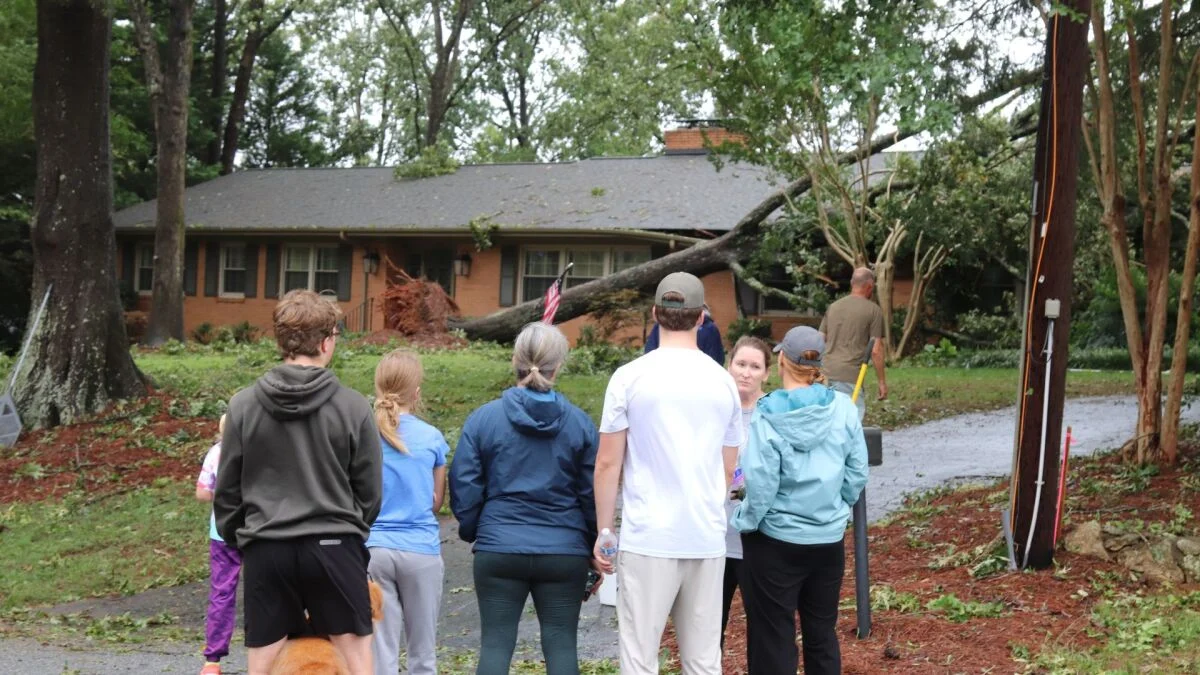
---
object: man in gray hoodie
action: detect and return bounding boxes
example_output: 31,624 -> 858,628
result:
215,289 -> 382,675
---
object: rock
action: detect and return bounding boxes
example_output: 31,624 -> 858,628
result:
1183,555 -> 1200,584
1104,533 -> 1143,552
1118,540 -> 1185,585
1064,521 -> 1109,561
1176,537 -> 1200,557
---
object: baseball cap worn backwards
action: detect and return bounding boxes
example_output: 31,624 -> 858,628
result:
773,326 -> 825,366
654,272 -> 705,309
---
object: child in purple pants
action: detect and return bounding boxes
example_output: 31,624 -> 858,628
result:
195,415 -> 240,675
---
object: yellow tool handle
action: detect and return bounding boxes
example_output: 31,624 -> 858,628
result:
850,337 -> 876,403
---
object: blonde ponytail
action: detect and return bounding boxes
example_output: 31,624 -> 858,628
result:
373,350 -> 424,454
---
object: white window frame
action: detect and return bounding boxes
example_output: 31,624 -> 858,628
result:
517,245 -> 651,302
281,244 -> 339,294
135,242 -> 155,294
219,243 -> 248,298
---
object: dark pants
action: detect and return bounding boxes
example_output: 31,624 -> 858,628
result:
740,532 -> 844,675
473,552 -> 589,675
720,557 -> 742,649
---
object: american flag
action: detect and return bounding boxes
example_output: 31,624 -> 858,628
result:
541,262 -> 573,324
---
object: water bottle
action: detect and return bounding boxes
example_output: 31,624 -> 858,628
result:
598,528 -> 618,559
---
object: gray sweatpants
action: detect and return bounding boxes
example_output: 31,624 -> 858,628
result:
368,548 -> 444,675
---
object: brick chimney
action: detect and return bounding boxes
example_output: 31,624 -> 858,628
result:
663,119 -> 747,155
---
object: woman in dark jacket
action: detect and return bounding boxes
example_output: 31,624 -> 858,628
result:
449,322 -> 600,675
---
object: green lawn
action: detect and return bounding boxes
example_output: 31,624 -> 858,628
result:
133,339 -> 1140,439
0,340 -> 1143,617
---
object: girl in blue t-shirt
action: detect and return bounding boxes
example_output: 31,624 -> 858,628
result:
368,350 -> 449,675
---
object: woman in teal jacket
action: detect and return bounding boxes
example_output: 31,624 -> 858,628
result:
731,325 -> 868,675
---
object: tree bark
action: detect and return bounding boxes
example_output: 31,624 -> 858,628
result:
219,0 -> 292,174
205,0 -> 227,166
130,0 -> 195,346
17,0 -> 146,428
1091,2 -> 1153,462
1162,76 -> 1200,464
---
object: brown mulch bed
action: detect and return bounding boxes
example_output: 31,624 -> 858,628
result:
0,392 -> 216,503
662,442 -> 1200,673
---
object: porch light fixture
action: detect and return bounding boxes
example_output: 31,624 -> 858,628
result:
363,250 -> 380,275
453,253 -> 473,277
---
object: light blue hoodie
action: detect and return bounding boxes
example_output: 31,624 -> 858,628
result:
730,383 -> 868,545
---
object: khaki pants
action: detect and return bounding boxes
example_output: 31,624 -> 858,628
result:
617,551 -> 723,675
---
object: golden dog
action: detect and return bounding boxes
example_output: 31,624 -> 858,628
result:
267,581 -> 384,675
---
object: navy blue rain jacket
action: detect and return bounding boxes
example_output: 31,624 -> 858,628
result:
644,314 -> 726,366
449,387 -> 599,556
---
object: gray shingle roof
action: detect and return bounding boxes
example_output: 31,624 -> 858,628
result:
112,156 -> 777,233
112,153 -> 910,233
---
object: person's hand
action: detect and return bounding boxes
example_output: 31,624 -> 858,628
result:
593,540 -> 615,574
878,382 -> 888,401
588,560 -> 606,595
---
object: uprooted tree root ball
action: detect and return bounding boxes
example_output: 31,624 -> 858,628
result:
379,261 -> 460,337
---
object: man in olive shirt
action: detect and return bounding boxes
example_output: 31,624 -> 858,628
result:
819,267 -> 887,419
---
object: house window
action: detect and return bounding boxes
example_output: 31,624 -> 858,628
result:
521,250 -> 562,302
405,249 -> 454,295
519,246 -> 651,302
283,244 -> 339,293
135,243 -> 154,293
220,244 -> 247,296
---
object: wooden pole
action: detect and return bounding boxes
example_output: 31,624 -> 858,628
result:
1010,0 -> 1090,570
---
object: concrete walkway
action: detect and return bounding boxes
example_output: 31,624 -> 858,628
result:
2,395 -> 1195,673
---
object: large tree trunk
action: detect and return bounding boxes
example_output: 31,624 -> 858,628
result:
205,0 -> 227,166
219,0 -> 292,174
1162,81 -> 1200,464
17,0 -> 146,428
131,0 -> 195,345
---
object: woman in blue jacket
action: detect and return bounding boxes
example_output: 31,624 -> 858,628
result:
449,322 -> 600,675
731,326 -> 868,675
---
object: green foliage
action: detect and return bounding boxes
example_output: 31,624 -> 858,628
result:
1036,592 -> 1200,672
240,30 -> 330,168
394,144 -> 461,179
924,593 -> 1006,622
190,322 -> 214,345
1074,265 -> 1200,349
0,484 -> 210,609
229,320 -> 259,344
725,317 -> 773,345
870,585 -> 921,613
468,215 -> 500,251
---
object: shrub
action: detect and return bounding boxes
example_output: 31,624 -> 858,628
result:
190,322 -> 214,345
229,321 -> 258,344
726,317 -> 772,345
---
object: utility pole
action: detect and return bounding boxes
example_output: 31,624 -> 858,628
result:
1009,0 -> 1091,570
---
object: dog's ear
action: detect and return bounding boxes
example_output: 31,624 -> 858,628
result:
368,580 -> 384,622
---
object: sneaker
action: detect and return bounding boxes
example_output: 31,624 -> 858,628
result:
199,663 -> 221,675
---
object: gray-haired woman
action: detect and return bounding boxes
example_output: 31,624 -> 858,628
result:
449,322 -> 601,675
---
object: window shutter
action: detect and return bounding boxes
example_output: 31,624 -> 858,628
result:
264,244 -> 281,298
183,242 -> 198,296
121,241 -> 135,285
244,243 -> 259,298
499,245 -> 517,307
336,244 -> 353,301
204,242 -> 220,297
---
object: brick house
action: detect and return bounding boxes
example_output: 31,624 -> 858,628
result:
113,128 -> 908,344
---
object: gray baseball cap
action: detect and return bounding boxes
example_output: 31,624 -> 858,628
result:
773,325 -> 825,366
655,272 -> 705,309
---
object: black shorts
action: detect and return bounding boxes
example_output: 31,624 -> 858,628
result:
241,535 -> 373,647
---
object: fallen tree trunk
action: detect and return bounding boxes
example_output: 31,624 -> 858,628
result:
449,175 -> 812,342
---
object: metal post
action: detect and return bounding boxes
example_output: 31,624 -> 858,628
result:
854,489 -> 871,639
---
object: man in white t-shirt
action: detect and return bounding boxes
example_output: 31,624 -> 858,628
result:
593,272 -> 743,675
